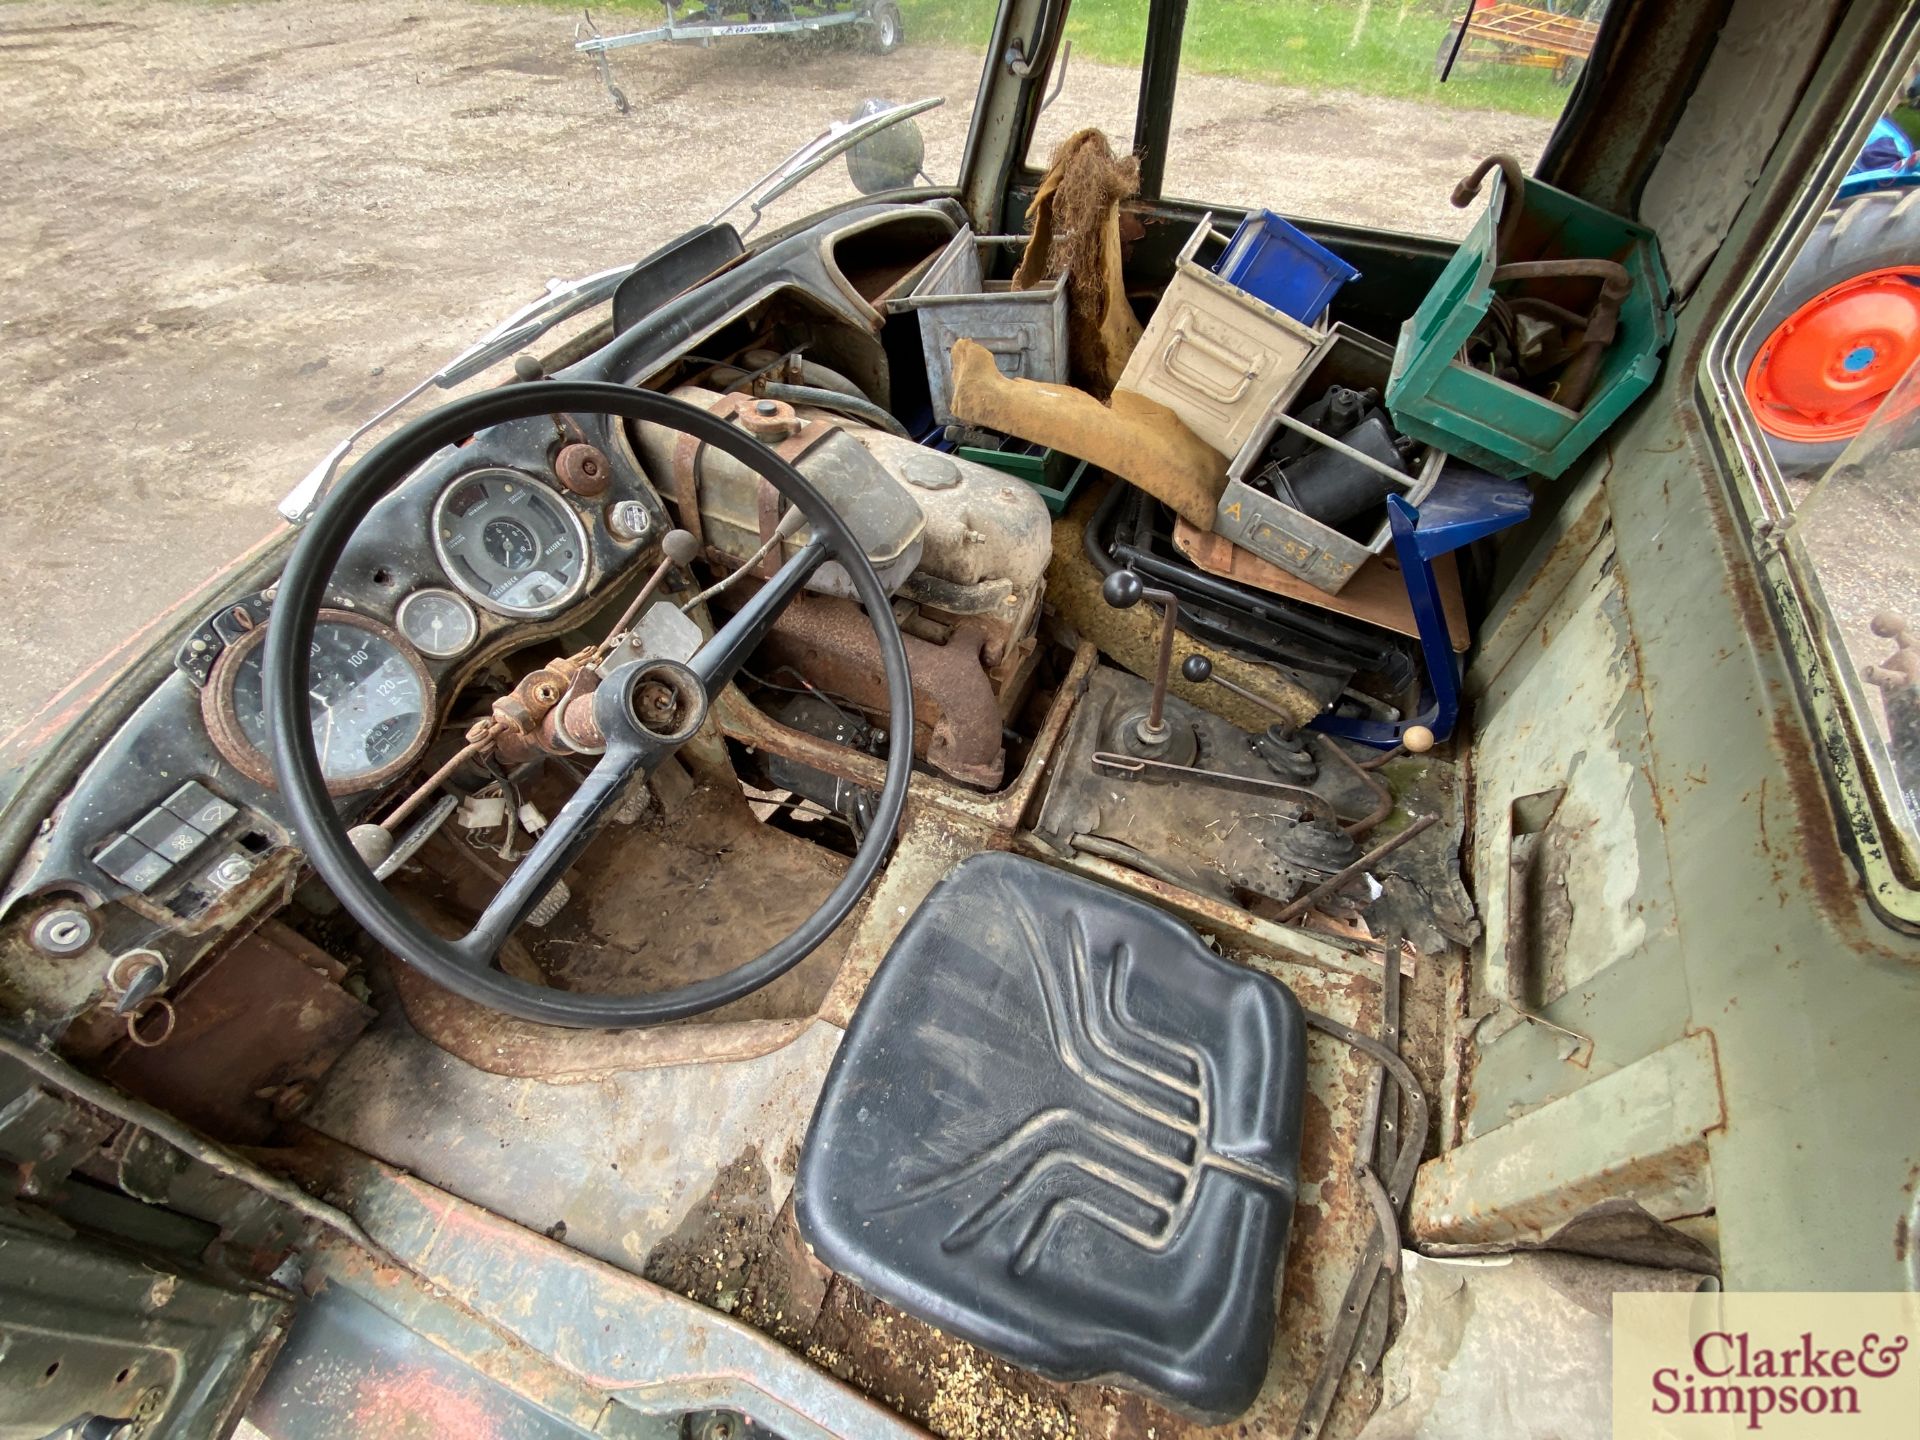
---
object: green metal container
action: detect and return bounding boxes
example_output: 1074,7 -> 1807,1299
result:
1385,169 -> 1673,480
956,443 -> 1090,516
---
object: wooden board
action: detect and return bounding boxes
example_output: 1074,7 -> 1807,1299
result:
1173,518 -> 1472,652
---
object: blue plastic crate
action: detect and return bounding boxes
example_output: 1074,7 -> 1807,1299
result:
1214,210 -> 1360,323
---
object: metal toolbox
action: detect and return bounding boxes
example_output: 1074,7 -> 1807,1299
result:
1215,323 -> 1441,595
894,227 -> 1069,428
1116,213 -> 1322,457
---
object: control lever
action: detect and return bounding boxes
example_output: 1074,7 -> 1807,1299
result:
1092,751 -> 1338,824
1178,653 -> 1297,725
350,530 -> 702,868
594,529 -> 701,666
1101,570 -> 1198,764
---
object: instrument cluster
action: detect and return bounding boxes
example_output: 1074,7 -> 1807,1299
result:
189,432 -> 659,796
1,418 -> 671,938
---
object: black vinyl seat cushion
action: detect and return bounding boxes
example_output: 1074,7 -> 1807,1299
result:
795,851 -> 1306,1420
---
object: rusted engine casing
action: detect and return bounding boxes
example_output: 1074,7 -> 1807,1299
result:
756,595 -> 1009,789
637,385 -> 1051,665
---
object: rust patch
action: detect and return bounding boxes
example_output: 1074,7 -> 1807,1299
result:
1297,1089 -> 1335,1190
348,1364 -> 512,1440
758,594 -> 1006,788
713,638 -> 1099,835
1765,704 -> 1878,933
100,919 -> 373,1143
1895,1161 -> 1919,1265
1678,400 -> 1780,654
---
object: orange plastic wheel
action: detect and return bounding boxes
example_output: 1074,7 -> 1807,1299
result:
1744,265 -> 1920,444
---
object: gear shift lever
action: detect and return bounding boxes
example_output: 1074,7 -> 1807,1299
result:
1101,570 -> 1197,764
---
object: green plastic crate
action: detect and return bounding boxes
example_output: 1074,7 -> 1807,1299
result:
1385,168 -> 1673,480
956,443 -> 1091,516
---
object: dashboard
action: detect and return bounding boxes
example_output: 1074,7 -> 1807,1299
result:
0,198 -> 964,1024
3,409 -> 671,953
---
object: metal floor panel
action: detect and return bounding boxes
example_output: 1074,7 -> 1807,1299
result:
248,1281 -> 618,1440
305,1009 -> 841,1281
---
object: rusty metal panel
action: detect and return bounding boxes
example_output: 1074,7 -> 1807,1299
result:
103,920 -> 373,1144
1537,0 -> 1920,1283
318,1153 -> 928,1440
1410,1031 -> 1724,1248
248,1282 -> 621,1440
1463,530 -> 1694,1137
0,1211 -> 291,1440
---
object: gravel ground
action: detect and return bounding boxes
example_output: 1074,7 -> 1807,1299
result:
0,0 -> 1553,740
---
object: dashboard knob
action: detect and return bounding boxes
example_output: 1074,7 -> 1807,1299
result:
347,823 -> 395,870
1102,570 -> 1145,610
555,443 -> 612,498
662,529 -> 700,566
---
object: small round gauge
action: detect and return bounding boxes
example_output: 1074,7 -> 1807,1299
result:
395,588 -> 479,660
203,610 -> 436,795
432,468 -> 590,618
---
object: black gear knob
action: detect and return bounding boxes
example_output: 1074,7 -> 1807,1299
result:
1181,654 -> 1213,684
1102,569 -> 1146,610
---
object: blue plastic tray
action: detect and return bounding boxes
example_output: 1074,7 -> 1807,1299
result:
1215,210 -> 1360,323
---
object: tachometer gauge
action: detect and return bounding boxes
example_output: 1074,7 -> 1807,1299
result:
203,610 -> 435,794
432,468 -> 589,618
395,587 -> 479,659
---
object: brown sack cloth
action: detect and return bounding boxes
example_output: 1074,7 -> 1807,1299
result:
1014,130 -> 1144,396
947,338 -> 1228,530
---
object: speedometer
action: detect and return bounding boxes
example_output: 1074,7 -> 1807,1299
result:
203,610 -> 435,794
432,468 -> 589,618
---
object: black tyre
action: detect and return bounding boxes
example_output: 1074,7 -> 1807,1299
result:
1737,189 -> 1920,476
865,0 -> 902,54
1433,24 -> 1464,80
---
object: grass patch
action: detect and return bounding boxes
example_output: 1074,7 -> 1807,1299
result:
904,0 -> 1573,117
532,0 -> 1572,118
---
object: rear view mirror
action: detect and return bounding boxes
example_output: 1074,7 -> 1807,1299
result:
846,97 -> 927,194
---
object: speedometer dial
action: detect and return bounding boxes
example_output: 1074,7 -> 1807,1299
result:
203,610 -> 435,794
432,468 -> 589,618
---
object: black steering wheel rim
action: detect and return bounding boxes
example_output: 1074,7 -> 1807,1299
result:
266,380 -> 914,1029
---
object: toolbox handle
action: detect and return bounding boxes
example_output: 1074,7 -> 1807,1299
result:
968,331 -> 1039,378
1162,325 -> 1260,404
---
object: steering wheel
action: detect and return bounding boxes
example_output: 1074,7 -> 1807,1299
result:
266,381 -> 914,1029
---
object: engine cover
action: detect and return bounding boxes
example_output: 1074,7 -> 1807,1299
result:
637,385 -> 1052,664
